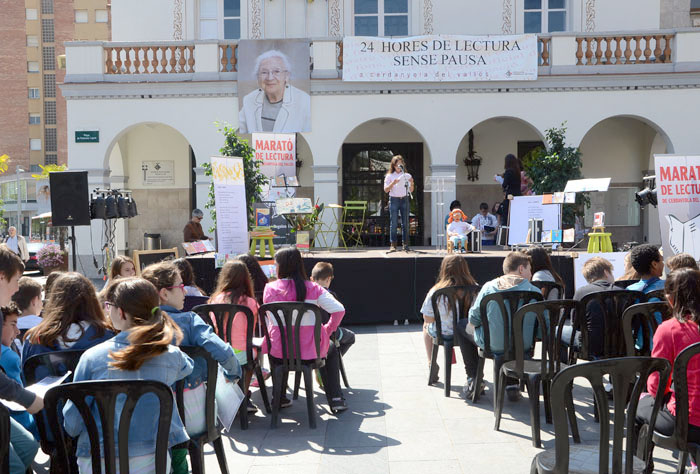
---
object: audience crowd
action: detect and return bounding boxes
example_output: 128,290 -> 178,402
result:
2,241 -> 700,472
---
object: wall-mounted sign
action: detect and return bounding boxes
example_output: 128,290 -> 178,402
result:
75,130 -> 99,143
141,160 -> 175,186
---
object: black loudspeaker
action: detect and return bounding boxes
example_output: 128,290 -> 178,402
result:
50,171 -> 91,226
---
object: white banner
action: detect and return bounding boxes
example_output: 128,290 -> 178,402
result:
342,35 -> 538,82
655,154 -> 700,260
211,156 -> 249,255
252,133 -> 297,201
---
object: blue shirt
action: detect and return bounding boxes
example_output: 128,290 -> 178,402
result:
161,305 -> 241,388
1,345 -> 37,437
62,331 -> 194,458
626,277 -> 665,295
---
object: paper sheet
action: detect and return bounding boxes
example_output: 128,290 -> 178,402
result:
1,371 -> 72,412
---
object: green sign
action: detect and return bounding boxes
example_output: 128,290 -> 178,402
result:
75,131 -> 99,143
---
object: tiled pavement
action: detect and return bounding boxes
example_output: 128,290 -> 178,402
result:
33,324 -> 686,473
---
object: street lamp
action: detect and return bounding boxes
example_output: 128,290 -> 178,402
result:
16,167 -> 24,235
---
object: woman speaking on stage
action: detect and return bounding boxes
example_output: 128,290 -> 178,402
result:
384,155 -> 415,252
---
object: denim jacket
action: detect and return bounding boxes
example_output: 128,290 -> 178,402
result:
161,305 -> 241,388
62,331 -> 193,458
22,323 -> 116,362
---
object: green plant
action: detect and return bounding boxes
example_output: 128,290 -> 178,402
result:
288,200 -> 323,232
203,124 -> 269,233
522,123 -> 590,227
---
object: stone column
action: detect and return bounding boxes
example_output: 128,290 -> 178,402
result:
312,165 -> 340,247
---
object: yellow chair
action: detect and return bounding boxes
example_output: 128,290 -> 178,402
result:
587,226 -> 613,253
249,227 -> 276,258
340,201 -> 367,248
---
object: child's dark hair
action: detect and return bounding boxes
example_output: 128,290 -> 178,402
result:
27,272 -> 111,347
449,200 -> 462,211
479,202 -> 489,210
12,277 -> 43,312
109,255 -> 135,280
105,278 -> 182,371
525,246 -> 565,290
503,251 -> 531,274
664,268 -> 700,328
311,262 -> 334,282
0,244 -> 24,281
211,261 -> 254,304
235,254 -> 269,302
141,262 -> 179,291
630,244 -> 662,275
44,271 -> 63,298
667,253 -> 698,272
172,258 -> 206,296
275,247 -> 307,302
1,302 -> 20,319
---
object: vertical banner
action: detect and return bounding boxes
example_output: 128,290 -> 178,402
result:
211,156 -> 249,255
252,133 -> 297,201
655,154 -> 700,260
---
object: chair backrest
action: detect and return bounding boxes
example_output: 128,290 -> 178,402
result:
258,302 -> 323,370
669,341 -> 700,453
614,279 -> 641,289
479,290 -> 544,359
183,295 -> 210,312
0,403 -> 9,474
22,349 -> 85,450
530,280 -> 564,300
174,346 -> 219,442
431,285 -> 480,345
645,289 -> 666,302
192,303 -> 256,367
512,300 -> 577,379
342,201 -> 367,222
44,379 -> 173,474
576,290 -> 645,360
548,357 -> 671,474
621,302 -> 671,356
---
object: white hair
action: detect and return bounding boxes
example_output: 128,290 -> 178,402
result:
254,50 -> 292,78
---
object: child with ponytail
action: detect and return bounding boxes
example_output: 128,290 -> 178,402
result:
62,278 -> 193,473
636,268 -> 700,465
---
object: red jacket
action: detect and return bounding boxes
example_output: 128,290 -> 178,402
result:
648,317 -> 700,426
183,220 -> 208,242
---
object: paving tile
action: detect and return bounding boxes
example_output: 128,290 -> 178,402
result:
321,446 -> 390,474
387,430 -> 457,462
389,460 -> 463,474
324,416 -> 388,448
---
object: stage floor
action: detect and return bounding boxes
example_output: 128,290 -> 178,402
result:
300,246 -> 582,259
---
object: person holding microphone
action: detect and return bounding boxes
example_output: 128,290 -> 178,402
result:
384,155 -> 414,252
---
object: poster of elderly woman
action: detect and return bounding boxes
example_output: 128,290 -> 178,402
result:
237,39 -> 311,133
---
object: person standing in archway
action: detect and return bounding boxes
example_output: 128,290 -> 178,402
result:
384,155 -> 414,252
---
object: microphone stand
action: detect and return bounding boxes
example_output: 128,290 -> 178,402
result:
400,168 -> 423,254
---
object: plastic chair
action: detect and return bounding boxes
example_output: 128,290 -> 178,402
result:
530,356 -> 671,474
174,346 -> 229,474
258,302 -> 325,429
339,201 -> 368,248
615,280 -> 641,289
44,380 -> 174,474
427,285 -> 480,397
531,281 -> 565,300
645,289 -> 666,302
495,300 -> 579,448
249,234 -> 275,258
621,302 -> 671,356
191,303 -> 271,430
22,349 -> 85,456
470,290 -> 544,404
586,229 -> 613,253
0,402 -> 9,474
183,295 -> 209,312
572,290 -> 646,362
649,342 -> 700,474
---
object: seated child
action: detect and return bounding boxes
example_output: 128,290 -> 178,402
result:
0,303 -> 38,438
11,276 -> 43,352
447,209 -> 475,253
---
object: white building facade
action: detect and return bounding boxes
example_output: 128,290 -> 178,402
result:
62,0 -> 700,269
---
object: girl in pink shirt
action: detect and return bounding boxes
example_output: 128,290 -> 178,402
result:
636,268 -> 700,466
262,247 -> 346,412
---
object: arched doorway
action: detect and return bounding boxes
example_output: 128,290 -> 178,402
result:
578,115 -> 673,245
106,122 -> 195,254
340,118 -> 431,247
454,117 -> 544,219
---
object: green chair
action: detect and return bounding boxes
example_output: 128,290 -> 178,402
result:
314,204 -> 342,249
249,226 -> 275,258
340,201 -> 367,248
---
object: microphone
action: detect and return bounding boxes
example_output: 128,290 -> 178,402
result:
399,164 -> 405,172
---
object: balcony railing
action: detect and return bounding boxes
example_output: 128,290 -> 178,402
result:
575,34 -> 673,65
74,30 -> 693,79
105,44 -> 195,74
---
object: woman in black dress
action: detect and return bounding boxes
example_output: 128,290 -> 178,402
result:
500,153 -> 521,226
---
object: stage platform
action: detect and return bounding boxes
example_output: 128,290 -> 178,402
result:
187,247 -> 576,325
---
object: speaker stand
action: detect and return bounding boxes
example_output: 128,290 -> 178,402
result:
70,226 -> 77,272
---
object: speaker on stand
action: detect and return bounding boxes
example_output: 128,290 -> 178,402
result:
49,171 -> 91,271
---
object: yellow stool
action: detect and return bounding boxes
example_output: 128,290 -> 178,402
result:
587,227 -> 613,253
249,227 -> 276,258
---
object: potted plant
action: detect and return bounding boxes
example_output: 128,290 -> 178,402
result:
37,243 -> 67,275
